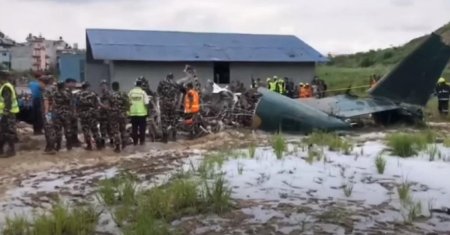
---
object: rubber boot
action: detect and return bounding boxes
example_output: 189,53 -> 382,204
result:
162,132 -> 168,144
85,142 -> 93,151
113,144 -> 121,153
5,142 -> 16,157
0,141 -> 4,157
55,140 -> 61,152
96,139 -> 104,150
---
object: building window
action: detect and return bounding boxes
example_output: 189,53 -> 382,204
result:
213,62 -> 230,84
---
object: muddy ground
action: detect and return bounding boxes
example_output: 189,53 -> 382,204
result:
1,123 -> 450,234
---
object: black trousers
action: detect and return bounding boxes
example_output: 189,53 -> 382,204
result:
130,116 -> 147,145
32,98 -> 44,134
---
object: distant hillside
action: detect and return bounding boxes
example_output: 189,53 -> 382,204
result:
329,22 -> 450,68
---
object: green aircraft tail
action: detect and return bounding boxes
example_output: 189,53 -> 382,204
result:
369,33 -> 450,106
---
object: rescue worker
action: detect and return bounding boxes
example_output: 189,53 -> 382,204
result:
128,80 -> 148,146
158,73 -> 181,143
0,71 -> 19,157
269,78 -> 277,92
109,82 -> 130,153
277,77 -> 286,95
42,78 -> 57,153
251,78 -> 257,89
435,77 -> 450,116
304,83 -> 313,98
184,82 -> 200,118
98,80 -> 113,147
298,83 -> 305,98
53,81 -> 73,151
266,78 -> 272,90
78,82 -> 102,150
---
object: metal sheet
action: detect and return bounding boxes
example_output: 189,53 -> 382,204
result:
86,29 -> 328,62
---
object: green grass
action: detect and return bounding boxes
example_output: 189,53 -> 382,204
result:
397,181 -> 412,205
2,202 -> 99,235
305,131 -> 353,154
443,137 -> 450,147
386,131 -> 437,157
248,142 -> 256,158
306,148 -> 324,164
375,155 -> 387,174
426,144 -> 441,161
271,133 -> 286,159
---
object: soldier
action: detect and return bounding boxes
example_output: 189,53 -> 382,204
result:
42,77 -> 57,153
98,80 -> 113,147
158,73 -> 182,143
78,81 -> 102,150
0,71 -> 20,157
52,81 -> 73,151
110,81 -> 129,152
65,78 -> 81,147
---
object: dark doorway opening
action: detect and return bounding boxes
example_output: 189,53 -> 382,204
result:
213,62 -> 230,84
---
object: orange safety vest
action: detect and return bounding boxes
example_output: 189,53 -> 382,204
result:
300,86 -> 313,98
184,89 -> 200,114
305,86 -> 313,97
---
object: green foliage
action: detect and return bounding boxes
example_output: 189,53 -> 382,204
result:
305,131 -> 353,154
201,176 -> 233,214
375,155 -> 387,174
386,131 -> 436,157
306,148 -> 324,164
271,133 -> 286,159
2,202 -> 99,235
397,181 -> 412,204
444,137 -> 450,148
426,144 -> 441,161
405,201 -> 423,224
248,142 -> 256,158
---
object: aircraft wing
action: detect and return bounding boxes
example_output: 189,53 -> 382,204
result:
299,95 -> 400,118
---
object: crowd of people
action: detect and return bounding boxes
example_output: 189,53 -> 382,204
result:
0,67 -> 203,158
250,76 -> 328,99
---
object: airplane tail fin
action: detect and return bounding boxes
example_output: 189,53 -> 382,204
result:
369,33 -> 450,106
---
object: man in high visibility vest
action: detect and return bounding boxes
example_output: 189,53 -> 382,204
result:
184,83 -> 200,117
0,71 -> 20,157
128,80 -> 149,147
435,77 -> 450,116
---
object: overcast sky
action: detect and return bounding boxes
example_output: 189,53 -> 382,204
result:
0,0 -> 449,55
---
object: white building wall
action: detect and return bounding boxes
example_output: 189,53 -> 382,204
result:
11,45 -> 33,71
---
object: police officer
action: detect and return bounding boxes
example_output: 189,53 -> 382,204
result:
112,82 -> 130,148
0,70 -> 19,157
78,81 -> 102,150
158,73 -> 181,143
128,80 -> 148,146
436,77 -> 450,116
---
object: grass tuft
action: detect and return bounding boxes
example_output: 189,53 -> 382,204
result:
386,131 -> 435,157
271,133 -> 287,159
248,142 -> 256,158
375,154 -> 387,174
342,182 -> 354,197
2,202 -> 99,235
305,131 -> 353,154
397,181 -> 412,204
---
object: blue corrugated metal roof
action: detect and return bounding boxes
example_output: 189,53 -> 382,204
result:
86,29 -> 327,63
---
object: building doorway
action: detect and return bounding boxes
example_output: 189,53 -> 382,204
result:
213,62 -> 230,84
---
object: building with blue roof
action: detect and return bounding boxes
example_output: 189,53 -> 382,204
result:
86,28 -> 327,91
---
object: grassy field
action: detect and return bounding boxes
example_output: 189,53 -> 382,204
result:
316,65 -> 450,122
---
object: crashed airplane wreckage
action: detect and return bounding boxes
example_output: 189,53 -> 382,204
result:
212,32 -> 450,134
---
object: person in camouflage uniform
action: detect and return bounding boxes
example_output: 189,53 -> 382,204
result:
98,80 -> 113,147
157,73 -> 182,143
53,81 -> 73,151
109,81 -> 129,152
0,71 -> 18,157
78,82 -> 102,150
65,78 -> 81,147
42,78 -> 58,153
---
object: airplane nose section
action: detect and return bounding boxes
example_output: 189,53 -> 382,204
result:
254,88 -> 351,133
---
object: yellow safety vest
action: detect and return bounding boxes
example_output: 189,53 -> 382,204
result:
269,81 -> 277,92
128,87 -> 148,116
0,82 -> 20,114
